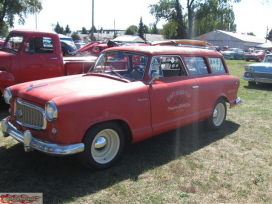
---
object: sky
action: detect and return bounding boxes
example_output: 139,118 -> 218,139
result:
13,0 -> 272,39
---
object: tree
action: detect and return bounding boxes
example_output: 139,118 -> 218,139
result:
89,26 -> 97,34
138,17 -> 145,40
124,25 -> 138,35
161,19 -> 178,39
149,0 -> 241,38
174,0 -> 187,38
186,0 -> 241,38
150,23 -> 159,34
266,29 -> 272,41
71,32 -> 81,41
82,27 -> 88,34
149,0 -> 187,38
193,0 -> 237,36
54,22 -> 64,34
0,0 -> 42,29
65,25 -> 71,34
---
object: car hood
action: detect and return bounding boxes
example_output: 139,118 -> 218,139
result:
13,74 -> 140,105
246,62 -> 272,70
0,50 -> 13,70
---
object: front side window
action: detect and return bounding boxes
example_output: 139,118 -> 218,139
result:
91,51 -> 148,81
208,58 -> 226,73
149,55 -> 187,77
24,37 -> 54,54
184,57 -> 208,75
5,34 -> 24,51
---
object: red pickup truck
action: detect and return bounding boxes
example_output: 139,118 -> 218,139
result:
0,29 -> 96,97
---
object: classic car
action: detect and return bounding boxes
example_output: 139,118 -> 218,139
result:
1,46 -> 241,169
243,54 -> 272,85
61,41 -> 77,56
244,50 -> 268,62
221,48 -> 244,60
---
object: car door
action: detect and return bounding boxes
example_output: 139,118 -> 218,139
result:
148,55 -> 200,135
19,36 -> 62,83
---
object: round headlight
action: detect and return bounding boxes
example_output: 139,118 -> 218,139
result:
45,100 -> 58,121
3,88 -> 12,104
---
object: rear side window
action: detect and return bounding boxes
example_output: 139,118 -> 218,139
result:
184,57 -> 208,75
149,56 -> 187,77
208,58 -> 226,73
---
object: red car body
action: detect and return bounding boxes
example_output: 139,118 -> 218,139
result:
1,46 -> 241,169
77,40 -> 121,56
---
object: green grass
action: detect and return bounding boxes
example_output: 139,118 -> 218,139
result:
0,59 -> 272,204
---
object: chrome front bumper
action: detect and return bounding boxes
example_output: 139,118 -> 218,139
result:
243,76 -> 272,84
1,118 -> 84,155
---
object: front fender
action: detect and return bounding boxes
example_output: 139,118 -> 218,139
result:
0,71 -> 16,93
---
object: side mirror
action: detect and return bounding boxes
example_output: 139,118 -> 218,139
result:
149,72 -> 160,84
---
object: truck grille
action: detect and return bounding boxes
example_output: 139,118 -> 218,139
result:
15,99 -> 47,130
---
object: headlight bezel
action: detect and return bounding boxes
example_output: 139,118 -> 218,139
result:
45,100 -> 58,121
3,88 -> 12,104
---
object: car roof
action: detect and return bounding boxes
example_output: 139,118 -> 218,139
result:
102,46 -> 220,56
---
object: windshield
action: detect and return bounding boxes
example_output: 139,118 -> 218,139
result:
90,51 -> 148,81
264,55 -> 272,63
2,34 -> 24,51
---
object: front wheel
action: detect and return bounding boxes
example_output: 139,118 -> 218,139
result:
206,98 -> 227,130
77,122 -> 125,169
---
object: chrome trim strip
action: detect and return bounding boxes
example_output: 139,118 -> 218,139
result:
1,118 -> 85,155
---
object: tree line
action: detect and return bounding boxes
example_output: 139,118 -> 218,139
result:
2,0 -> 272,42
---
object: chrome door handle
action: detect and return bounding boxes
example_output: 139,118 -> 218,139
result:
50,57 -> 57,60
192,86 -> 199,89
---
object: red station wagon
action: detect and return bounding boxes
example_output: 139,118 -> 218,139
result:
1,46 -> 241,169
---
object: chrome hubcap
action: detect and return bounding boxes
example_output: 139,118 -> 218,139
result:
94,137 -> 107,151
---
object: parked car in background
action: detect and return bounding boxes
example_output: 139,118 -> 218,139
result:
58,34 -> 77,56
77,40 -> 120,56
243,54 -> 272,85
75,42 -> 86,50
1,46 -> 241,169
61,41 -> 77,56
244,50 -> 269,62
221,48 -> 244,60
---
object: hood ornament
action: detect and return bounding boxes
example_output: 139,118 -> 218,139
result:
26,84 -> 48,92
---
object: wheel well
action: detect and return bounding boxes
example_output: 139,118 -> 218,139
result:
217,96 -> 229,107
84,120 -> 133,145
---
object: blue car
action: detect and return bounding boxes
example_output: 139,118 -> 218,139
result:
221,48 -> 244,60
243,54 -> 272,85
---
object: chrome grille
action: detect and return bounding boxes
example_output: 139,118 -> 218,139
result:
15,99 -> 47,130
252,73 -> 272,78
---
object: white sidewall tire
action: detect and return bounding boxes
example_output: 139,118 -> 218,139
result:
77,122 -> 124,169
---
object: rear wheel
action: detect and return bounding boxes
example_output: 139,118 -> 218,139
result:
206,98 -> 227,130
77,122 -> 125,169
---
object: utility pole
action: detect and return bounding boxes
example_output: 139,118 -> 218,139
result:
91,0 -> 94,41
